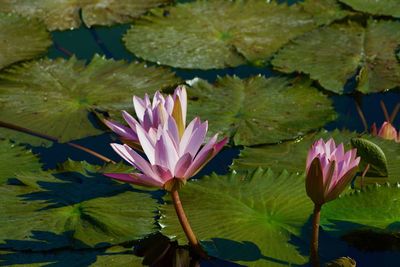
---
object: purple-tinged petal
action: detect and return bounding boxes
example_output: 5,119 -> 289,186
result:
121,110 -> 140,131
174,86 -> 187,128
174,153 -> 193,178
306,158 -> 325,205
103,119 -> 138,141
183,121 -> 208,158
166,116 -> 180,148
152,164 -> 174,182
133,95 -> 147,122
136,125 -> 156,164
179,117 -> 201,155
105,173 -> 163,187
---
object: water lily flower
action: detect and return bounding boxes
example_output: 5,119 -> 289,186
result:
106,116 -> 227,191
305,138 -> 360,205
371,122 -> 399,142
103,86 -> 187,146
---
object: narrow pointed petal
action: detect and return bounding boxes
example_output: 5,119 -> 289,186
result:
174,153 -> 193,178
136,125 -> 156,164
103,119 -> 138,141
105,173 -> 163,187
326,166 -> 358,202
133,95 -> 147,122
306,158 -> 325,205
174,86 -> 187,128
183,121 -> 208,157
172,94 -> 185,137
179,117 -> 201,155
122,110 -> 140,131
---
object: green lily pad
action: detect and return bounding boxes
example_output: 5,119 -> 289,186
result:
300,0 -> 352,26
0,139 -> 42,184
339,0 -> 400,18
187,76 -> 336,146
159,168 -> 313,266
0,246 -> 142,266
272,20 -> 400,94
123,0 -> 319,69
321,184 -> 400,235
0,161 -> 158,250
231,130 -> 357,173
0,13 -> 51,70
0,0 -> 172,30
0,55 -> 181,146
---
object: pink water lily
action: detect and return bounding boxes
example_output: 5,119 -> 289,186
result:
305,138 -> 360,205
371,122 -> 399,142
103,86 -> 187,146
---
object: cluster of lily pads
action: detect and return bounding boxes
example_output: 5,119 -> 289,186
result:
0,0 -> 400,266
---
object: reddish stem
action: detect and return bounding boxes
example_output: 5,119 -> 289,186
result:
310,204 -> 322,267
380,101 -> 390,122
0,120 -> 115,164
170,189 -> 208,259
355,101 -> 368,132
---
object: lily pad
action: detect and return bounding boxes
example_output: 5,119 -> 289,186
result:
0,0 -> 172,30
0,161 -> 158,250
187,76 -> 336,146
300,0 -> 352,26
123,0 -> 319,69
321,184 -> 400,235
0,246 -> 142,266
160,168 -> 313,266
231,130 -> 357,173
0,139 -> 42,184
339,0 -> 400,18
0,13 -> 51,70
272,20 -> 400,94
0,55 -> 181,145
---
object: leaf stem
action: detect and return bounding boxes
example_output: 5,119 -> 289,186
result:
390,103 -> 400,123
170,189 -> 208,259
354,101 -> 368,132
360,163 -> 370,189
380,100 -> 390,122
310,203 -> 322,267
0,120 -> 115,164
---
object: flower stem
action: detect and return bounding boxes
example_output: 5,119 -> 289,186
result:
310,204 -> 322,267
170,189 -> 208,259
0,120 -> 115,164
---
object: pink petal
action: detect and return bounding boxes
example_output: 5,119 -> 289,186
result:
103,119 -> 138,141
182,121 -> 208,158
174,86 -> 187,127
179,117 -> 201,155
133,95 -> 147,122
166,116 -> 180,148
105,172 -> 164,188
152,164 -> 174,181
136,125 -> 156,164
174,153 -> 193,178
122,111 -> 140,132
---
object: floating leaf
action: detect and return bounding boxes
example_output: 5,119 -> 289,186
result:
123,0 -> 319,69
160,169 -> 313,266
187,76 -> 336,146
0,161 -> 158,250
300,0 -> 352,26
339,0 -> 400,18
0,139 -> 42,184
321,184 -> 400,235
231,130 -> 357,173
0,55 -> 181,145
326,256 -> 356,267
0,13 -> 50,70
0,246 -> 142,266
0,0 -> 172,30
273,20 -> 400,94
350,138 -> 388,177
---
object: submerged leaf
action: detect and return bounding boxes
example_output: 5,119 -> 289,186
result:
0,0 -> 172,30
0,161 -> 158,250
273,20 -> 400,94
0,13 -> 50,70
123,0 -> 319,69
0,55 -> 181,145
160,168 -> 313,266
187,76 -> 336,146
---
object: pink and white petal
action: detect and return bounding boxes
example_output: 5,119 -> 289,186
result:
103,119 -> 138,141
174,86 -> 187,127
133,95 -> 147,122
105,173 -> 163,188
182,121 -> 208,158
142,108 -> 154,130
122,111 -> 140,131
152,164 -> 174,182
160,129 -> 179,171
174,153 -> 193,178
154,137 -> 169,168
179,117 -> 201,155
165,95 -> 174,114
166,116 -> 180,148
136,126 -> 156,164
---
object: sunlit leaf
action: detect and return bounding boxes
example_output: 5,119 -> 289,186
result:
273,20 -> 400,94
187,76 -> 336,146
321,184 -> 400,235
300,0 -> 352,26
0,0 -> 172,30
0,139 -> 42,184
0,161 -> 158,250
0,55 -> 181,145
160,169 -> 313,266
0,13 -> 50,70
339,0 -> 400,18
123,0 -> 319,69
